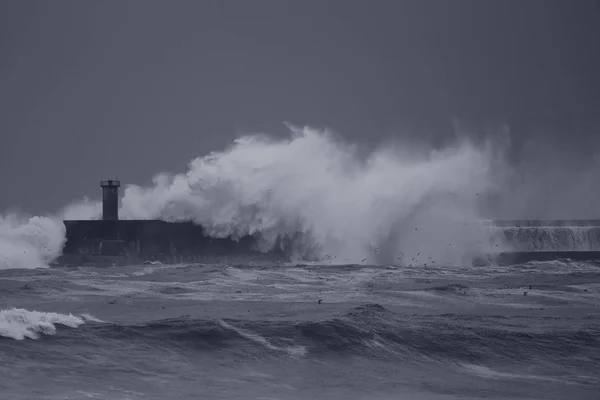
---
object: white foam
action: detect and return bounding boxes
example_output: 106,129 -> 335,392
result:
0,308 -> 100,340
0,192 -> 102,271
0,215 -> 66,270
132,267 -> 160,277
118,127 -> 508,266
80,313 -> 105,323
219,319 -> 306,357
461,363 -> 561,383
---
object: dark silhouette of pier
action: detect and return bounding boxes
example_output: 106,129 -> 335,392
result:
57,180 -> 600,265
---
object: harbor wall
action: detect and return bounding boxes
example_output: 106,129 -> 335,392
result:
56,219 -> 600,265
59,220 -> 288,264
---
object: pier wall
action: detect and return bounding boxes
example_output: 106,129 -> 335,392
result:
58,219 -> 600,265
61,220 -> 287,262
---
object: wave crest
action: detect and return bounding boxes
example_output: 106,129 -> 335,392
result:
119,127 -> 506,264
0,215 -> 65,270
0,308 -> 100,340
0,126 -> 511,267
79,305 -> 600,365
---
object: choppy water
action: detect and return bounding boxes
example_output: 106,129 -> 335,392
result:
1,260 -> 599,400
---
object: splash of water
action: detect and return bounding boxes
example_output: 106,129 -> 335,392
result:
0,197 -> 103,270
0,214 -> 66,270
119,127 -> 506,264
59,197 -> 102,221
0,308 -> 98,340
498,226 -> 600,251
0,126 -> 513,268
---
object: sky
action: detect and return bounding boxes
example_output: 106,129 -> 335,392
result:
1,0 -> 599,214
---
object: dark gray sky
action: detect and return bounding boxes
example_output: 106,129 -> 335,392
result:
1,0 -> 599,214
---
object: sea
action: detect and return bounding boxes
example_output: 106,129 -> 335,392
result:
0,259 -> 598,400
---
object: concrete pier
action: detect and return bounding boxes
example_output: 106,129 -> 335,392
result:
55,179 -> 600,265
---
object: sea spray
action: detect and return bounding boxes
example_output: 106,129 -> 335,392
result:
0,214 -> 66,269
119,126 -> 506,264
497,225 -> 600,252
0,126 -> 513,267
0,197 -> 102,270
59,197 -> 102,221
0,308 -> 98,340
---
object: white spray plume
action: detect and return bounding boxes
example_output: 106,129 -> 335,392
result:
0,126 -> 512,268
0,198 -> 103,270
0,308 -> 96,340
59,197 -> 102,221
0,214 -> 66,270
120,126 -> 508,264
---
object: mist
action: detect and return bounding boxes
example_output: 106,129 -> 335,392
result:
1,124 -> 599,269
0,214 -> 65,270
117,126 -> 508,264
486,133 -> 600,220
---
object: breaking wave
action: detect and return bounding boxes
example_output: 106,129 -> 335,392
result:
0,308 -> 101,340
118,127 -> 507,264
0,215 -> 65,270
1,126 -> 510,267
15,304 -> 597,368
499,226 -> 600,251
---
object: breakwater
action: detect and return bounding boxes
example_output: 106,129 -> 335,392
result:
53,219 -> 600,265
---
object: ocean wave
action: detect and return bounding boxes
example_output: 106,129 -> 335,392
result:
0,308 -> 102,340
0,127 -> 503,270
0,215 -> 65,270
52,304 -> 600,367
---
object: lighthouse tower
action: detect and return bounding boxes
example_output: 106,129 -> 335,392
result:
100,179 -> 120,221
